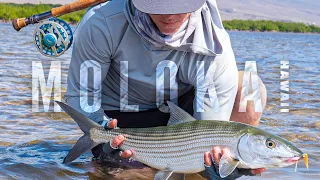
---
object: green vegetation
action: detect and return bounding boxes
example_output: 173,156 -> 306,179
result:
1,3 -> 319,33
223,20 -> 320,33
0,3 -> 86,23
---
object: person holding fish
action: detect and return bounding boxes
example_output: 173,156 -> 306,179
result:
65,0 -> 270,179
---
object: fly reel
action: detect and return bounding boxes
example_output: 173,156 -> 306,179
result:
34,18 -> 73,57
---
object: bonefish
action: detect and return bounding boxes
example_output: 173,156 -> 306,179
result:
56,101 -> 308,179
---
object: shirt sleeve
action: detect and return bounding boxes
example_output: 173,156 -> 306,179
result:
64,11 -> 113,123
179,37 -> 238,121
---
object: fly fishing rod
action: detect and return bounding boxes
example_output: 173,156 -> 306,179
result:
12,0 -> 108,31
12,0 -> 108,57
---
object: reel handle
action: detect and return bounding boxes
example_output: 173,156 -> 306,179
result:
12,0 -> 108,31
52,0 -> 107,17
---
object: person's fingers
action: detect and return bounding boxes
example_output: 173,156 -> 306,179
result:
204,151 -> 212,166
250,168 -> 266,175
121,150 -> 134,159
221,148 -> 232,157
111,135 -> 125,148
107,119 -> 118,129
212,147 -> 222,164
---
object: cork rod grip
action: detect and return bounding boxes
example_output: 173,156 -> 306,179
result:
52,0 -> 108,17
12,18 -> 27,31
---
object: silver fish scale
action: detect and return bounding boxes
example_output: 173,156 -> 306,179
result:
90,120 -> 247,173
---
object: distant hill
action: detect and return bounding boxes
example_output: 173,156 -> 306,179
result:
216,0 -> 320,25
1,0 -> 319,25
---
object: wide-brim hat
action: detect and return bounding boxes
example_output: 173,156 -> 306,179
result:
132,0 -> 206,14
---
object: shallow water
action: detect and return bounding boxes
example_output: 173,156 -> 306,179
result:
0,23 -> 319,179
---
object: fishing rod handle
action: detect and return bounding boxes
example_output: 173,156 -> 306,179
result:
52,0 -> 108,17
13,11 -> 52,31
12,18 -> 27,31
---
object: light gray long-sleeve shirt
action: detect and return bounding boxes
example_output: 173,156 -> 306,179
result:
65,0 -> 238,123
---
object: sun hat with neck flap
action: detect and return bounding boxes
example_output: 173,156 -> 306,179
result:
132,0 -> 206,14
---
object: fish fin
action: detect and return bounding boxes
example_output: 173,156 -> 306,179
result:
168,173 -> 186,180
55,101 -> 100,133
167,101 -> 196,126
56,101 -> 100,163
219,154 -> 240,178
154,169 -> 174,180
63,134 -> 98,163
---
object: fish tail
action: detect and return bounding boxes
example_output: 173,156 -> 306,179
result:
63,133 -> 97,163
55,101 -> 100,164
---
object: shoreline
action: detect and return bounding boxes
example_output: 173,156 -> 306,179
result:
226,29 -> 320,35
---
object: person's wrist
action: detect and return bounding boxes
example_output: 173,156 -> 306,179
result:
98,117 -> 113,130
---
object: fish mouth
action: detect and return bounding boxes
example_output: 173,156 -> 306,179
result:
284,156 -> 301,164
284,153 -> 308,169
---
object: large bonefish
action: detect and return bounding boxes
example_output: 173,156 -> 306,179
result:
56,101 -> 308,180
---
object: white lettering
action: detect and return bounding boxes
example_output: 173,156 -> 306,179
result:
80,60 -> 101,113
280,61 -> 289,112
156,60 -> 178,109
32,61 -> 61,112
239,61 -> 262,112
120,61 -> 139,112
195,61 -> 220,113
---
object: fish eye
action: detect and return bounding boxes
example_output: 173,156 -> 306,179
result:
266,139 -> 276,149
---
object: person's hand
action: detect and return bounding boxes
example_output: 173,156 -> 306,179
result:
203,147 -> 266,179
101,119 -> 133,158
